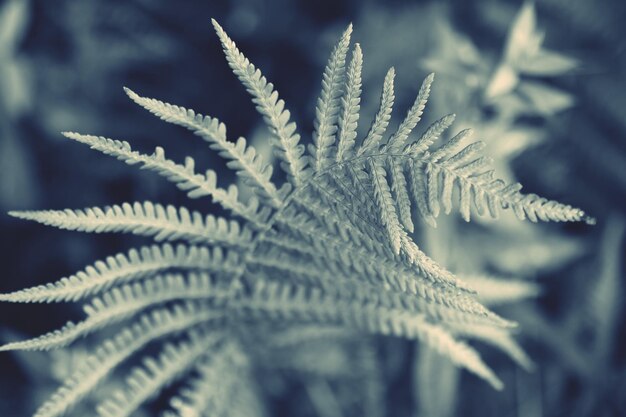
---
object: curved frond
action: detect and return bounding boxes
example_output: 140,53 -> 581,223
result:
10,202 -> 252,248
447,323 -> 534,371
0,244 -> 238,303
1,22 -> 596,403
212,19 -> 309,187
414,128 -> 594,224
462,275 -> 541,306
124,88 -> 285,207
238,280 -> 503,389
0,273 -> 227,351
33,303 -> 221,417
96,330 -> 222,417
164,339 -> 248,417
61,132 -> 270,227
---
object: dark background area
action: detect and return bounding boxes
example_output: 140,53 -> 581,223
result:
0,0 -> 624,416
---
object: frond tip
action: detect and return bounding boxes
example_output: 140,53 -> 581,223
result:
310,22 -> 353,171
123,88 -> 285,207
211,18 -> 309,187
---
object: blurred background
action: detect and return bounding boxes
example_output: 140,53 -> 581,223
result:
0,0 -> 624,416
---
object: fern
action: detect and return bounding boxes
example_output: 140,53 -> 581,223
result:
3,21 -> 593,416
10,202 -> 253,247
0,244 -> 238,303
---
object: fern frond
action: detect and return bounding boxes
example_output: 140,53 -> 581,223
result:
462,275 -> 541,306
0,273 -> 226,351
275,211 -> 493,322
404,113 -> 456,157
211,19 -> 308,187
164,339 -> 248,417
447,323 -> 534,371
406,159 -> 437,227
417,129 -> 594,223
359,67 -> 395,156
238,280 -> 503,389
0,244 -> 237,303
96,330 -> 222,417
313,169 -> 382,229
9,202 -> 252,247
370,159 -> 404,255
2,23 -> 596,403
335,43 -> 363,162
286,187 -> 475,293
384,73 -> 434,153
62,132 -> 270,227
33,303 -> 221,417
390,159 -> 414,232
124,88 -> 285,207
310,23 -> 353,172
252,258 -> 511,328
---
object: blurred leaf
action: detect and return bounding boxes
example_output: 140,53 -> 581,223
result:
517,49 -> 578,76
461,275 -> 541,306
504,1 -> 544,65
485,63 -> 519,98
518,80 -> 575,115
449,323 -> 535,371
1,57 -> 31,115
0,0 -> 29,55
480,123 -> 544,160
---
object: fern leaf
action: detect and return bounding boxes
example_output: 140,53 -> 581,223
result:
124,88 -> 284,207
286,186 -> 478,294
310,23 -> 353,172
370,159 -> 404,255
384,73 -> 434,153
211,19 -> 308,187
389,159 -> 414,232
0,273 -> 226,351
421,128 -> 594,224
404,113 -> 456,157
239,280 -> 503,389
0,244 -> 236,303
32,303 -> 221,417
335,43 -> 363,162
462,275 -> 541,306
359,67 -> 395,156
276,208 -> 486,315
165,339 -> 247,417
96,330 -> 222,417
447,323 -> 534,371
9,202 -> 252,247
428,128 -> 473,163
404,314 -> 504,390
406,160 -> 437,227
61,132 -> 269,227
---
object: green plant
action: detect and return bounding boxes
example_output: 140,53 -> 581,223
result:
2,20 -> 592,417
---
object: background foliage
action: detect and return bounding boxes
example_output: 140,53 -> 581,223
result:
0,0 -> 624,416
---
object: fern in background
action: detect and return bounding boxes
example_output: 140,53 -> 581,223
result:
2,20 -> 593,417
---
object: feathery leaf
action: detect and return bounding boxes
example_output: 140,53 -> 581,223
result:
310,23 -> 353,172
212,19 -> 309,187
